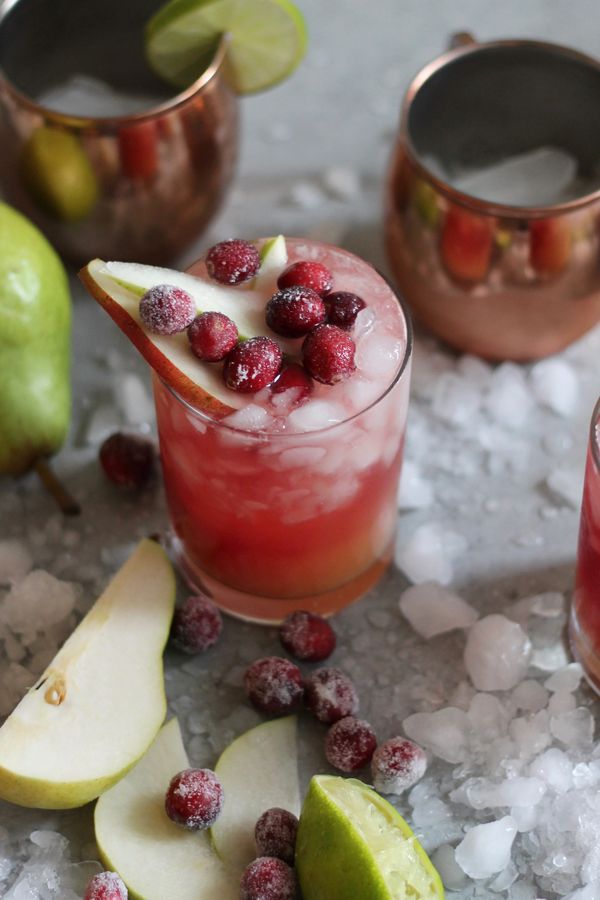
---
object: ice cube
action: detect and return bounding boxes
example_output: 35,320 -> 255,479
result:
321,166 -> 361,200
464,615 -> 532,691
456,354 -> 494,388
224,405 -> 274,432
38,74 -> 165,116
546,467 -> 584,508
431,372 -> 481,427
564,883 -> 600,900
462,776 -> 545,808
484,363 -> 534,429
529,748 -> 573,793
1,571 -> 77,640
397,460 -> 434,510
0,540 -> 33,584
355,333 -> 403,381
399,581 -> 478,638
430,844 -> 469,891
402,707 -> 470,763
468,693 -> 509,737
511,680 -> 549,713
352,307 -> 376,340
395,523 -> 466,585
530,359 -> 579,417
287,400 -> 346,432
509,711 -> 552,759
550,708 -> 594,748
411,797 -> 453,826
548,691 -> 577,715
455,816 -> 517,879
544,663 -> 583,694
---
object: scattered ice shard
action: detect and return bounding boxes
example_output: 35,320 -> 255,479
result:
546,467 -> 584,508
529,748 -> 574,793
484,363 -> 534,430
397,460 -> 434,510
431,372 -> 481,427
0,540 -> 33,585
530,359 -> 579,417
37,74 -> 166,117
395,523 -> 467,585
464,615 -> 532,691
402,707 -> 470,763
544,663 -> 583,694
455,816 -> 517,879
399,581 -> 478,639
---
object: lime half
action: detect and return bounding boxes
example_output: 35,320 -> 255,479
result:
296,775 -> 444,900
145,0 -> 307,94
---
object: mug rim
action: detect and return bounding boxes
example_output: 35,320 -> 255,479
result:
401,37 -> 600,218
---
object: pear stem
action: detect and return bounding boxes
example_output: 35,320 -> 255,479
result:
34,459 -> 81,516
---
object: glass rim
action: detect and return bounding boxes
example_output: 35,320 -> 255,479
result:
590,395 -> 600,471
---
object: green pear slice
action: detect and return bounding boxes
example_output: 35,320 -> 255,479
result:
95,719 -> 238,900
0,539 -> 175,809
211,715 -> 300,871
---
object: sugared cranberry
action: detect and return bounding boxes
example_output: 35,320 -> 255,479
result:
223,337 -> 282,393
84,871 -> 128,900
206,239 -> 260,285
244,657 -> 304,715
171,595 -> 223,653
139,284 -> 196,335
305,668 -> 358,724
266,286 -> 326,338
270,364 -> 313,404
279,611 -> 336,662
165,768 -> 223,830
371,737 -> 428,795
302,324 -> 356,385
325,291 -> 366,330
99,432 -> 154,489
255,807 -> 298,864
188,311 -> 238,361
277,260 -> 333,297
325,716 -> 377,772
240,857 -> 297,900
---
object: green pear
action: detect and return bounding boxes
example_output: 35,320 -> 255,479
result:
0,539 -> 176,809
20,127 -> 98,222
0,202 -> 71,475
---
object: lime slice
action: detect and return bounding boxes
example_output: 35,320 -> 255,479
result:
145,0 -> 307,94
296,775 -> 445,900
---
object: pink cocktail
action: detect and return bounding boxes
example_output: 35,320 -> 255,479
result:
153,239 -> 412,623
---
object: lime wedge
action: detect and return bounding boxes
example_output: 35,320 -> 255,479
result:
296,775 -> 445,900
145,0 -> 307,94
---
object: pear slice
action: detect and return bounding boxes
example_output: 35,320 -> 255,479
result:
0,539 -> 175,809
95,719 -> 238,900
211,716 -> 301,872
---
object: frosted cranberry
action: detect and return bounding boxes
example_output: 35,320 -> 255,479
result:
99,432 -> 154,489
279,611 -> 336,662
277,260 -> 333,297
325,291 -> 366,330
84,871 -> 128,900
139,284 -> 196,334
266,286 -> 326,338
165,768 -> 223,830
302,324 -> 356,385
305,668 -> 358,724
206,239 -> 260,284
371,737 -> 428,795
270,364 -> 313,403
325,716 -> 377,772
244,657 -> 304,715
223,337 -> 282,393
255,807 -> 298,864
171,595 -> 223,653
188,311 -> 238,361
240,857 -> 297,900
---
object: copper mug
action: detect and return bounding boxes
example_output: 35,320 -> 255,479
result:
385,35 -> 600,361
0,0 -> 238,265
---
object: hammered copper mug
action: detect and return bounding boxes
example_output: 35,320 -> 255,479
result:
385,36 -> 600,361
0,0 -> 238,265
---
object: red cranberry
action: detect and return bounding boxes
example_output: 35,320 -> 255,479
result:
223,337 -> 282,393
240,857 -> 297,900
165,768 -> 223,830
277,260 -> 333,297
325,716 -> 377,772
279,611 -> 336,662
266,286 -> 326,338
371,737 -> 428,795
171,595 -> 223,653
270,364 -> 313,404
302,324 -> 356,385
325,291 -> 366,330
305,668 -> 358,724
255,807 -> 298,865
188,311 -> 238,361
139,284 -> 196,335
84,872 -> 128,900
206,239 -> 260,285
99,432 -> 154,489
244,657 -> 304,715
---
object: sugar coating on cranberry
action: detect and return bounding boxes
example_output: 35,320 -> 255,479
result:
223,337 -> 282,393
325,291 -> 366,330
240,857 -> 297,900
270,364 -> 313,405
188,311 -> 238,361
206,239 -> 260,285
139,284 -> 196,335
279,611 -> 336,662
99,432 -> 154,489
277,260 -> 333,297
266,286 -> 326,338
325,716 -> 377,772
302,324 -> 356,385
171,594 -> 223,654
165,768 -> 223,830
255,807 -> 299,865
305,667 -> 358,724
84,871 -> 128,900
244,657 -> 304,715
371,737 -> 428,795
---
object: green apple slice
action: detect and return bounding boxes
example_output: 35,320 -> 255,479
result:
211,716 -> 300,871
0,539 -> 175,809
95,719 -> 238,900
